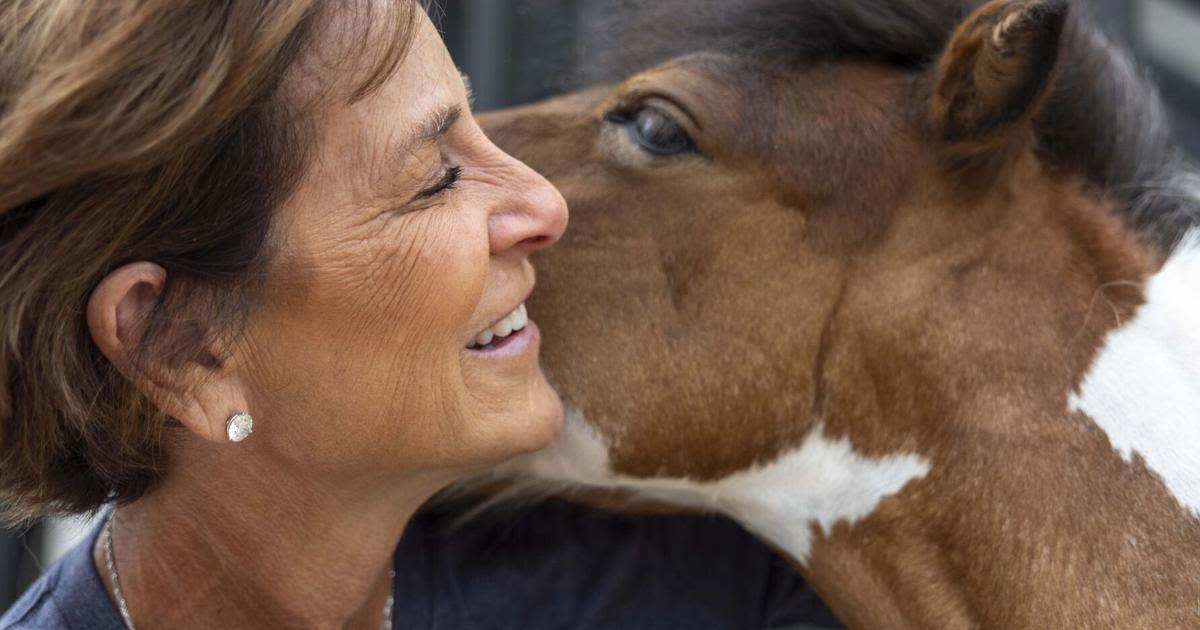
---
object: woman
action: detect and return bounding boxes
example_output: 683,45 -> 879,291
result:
0,1 -> 833,628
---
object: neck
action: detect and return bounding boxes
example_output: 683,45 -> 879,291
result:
740,229 -> 1200,627
730,404 -> 1200,627
95,445 -> 454,629
518,215 -> 1200,627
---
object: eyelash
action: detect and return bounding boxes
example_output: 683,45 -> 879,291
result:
416,165 -> 463,200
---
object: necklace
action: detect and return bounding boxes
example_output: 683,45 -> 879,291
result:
103,512 -> 396,629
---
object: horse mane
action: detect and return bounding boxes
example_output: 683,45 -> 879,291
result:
572,0 -> 1200,254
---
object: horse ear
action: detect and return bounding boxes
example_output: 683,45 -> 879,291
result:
930,0 -> 1068,147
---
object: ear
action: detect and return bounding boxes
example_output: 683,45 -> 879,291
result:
87,262 -> 250,444
930,0 -> 1068,146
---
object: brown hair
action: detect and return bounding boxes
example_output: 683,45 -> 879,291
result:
0,0 -> 420,525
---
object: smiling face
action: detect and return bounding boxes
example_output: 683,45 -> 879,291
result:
234,11 -> 568,480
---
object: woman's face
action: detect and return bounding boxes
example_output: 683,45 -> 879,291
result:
236,10 -> 568,479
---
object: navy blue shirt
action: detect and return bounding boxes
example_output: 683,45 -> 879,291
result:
2,499 -> 840,629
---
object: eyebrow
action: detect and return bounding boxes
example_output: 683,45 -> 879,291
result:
460,70 -> 476,109
411,103 -> 462,149
382,104 -> 462,185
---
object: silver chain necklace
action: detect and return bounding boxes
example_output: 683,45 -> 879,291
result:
103,512 -> 395,629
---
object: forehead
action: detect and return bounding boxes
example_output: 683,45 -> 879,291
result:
628,54 -> 916,197
287,5 -> 457,117
272,7 -> 465,231
364,14 -> 458,113
631,54 -> 912,151
613,54 -> 919,254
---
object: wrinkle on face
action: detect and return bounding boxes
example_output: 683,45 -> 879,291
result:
222,10 -> 565,480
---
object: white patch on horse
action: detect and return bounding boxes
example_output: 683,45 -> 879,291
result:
1071,230 -> 1200,518
515,407 -> 613,485
514,407 -> 930,564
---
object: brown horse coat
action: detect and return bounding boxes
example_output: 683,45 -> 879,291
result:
481,0 -> 1200,626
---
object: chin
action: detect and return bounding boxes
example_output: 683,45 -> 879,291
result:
516,375 -> 566,452
482,374 -> 565,464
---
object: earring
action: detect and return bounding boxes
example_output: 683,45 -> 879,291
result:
225,412 -> 254,443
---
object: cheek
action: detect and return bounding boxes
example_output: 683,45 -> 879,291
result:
244,206 -> 490,410
391,207 -> 490,342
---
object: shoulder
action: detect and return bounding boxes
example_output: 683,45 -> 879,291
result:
415,496 -> 778,576
0,525 -> 122,630
1,556 -> 70,629
404,497 -> 838,630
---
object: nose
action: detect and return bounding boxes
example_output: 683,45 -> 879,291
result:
487,150 -> 568,256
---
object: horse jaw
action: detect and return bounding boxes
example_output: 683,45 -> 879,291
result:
1072,229 -> 1200,519
508,406 -> 930,566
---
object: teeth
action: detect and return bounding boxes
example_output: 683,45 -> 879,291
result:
467,303 -> 529,350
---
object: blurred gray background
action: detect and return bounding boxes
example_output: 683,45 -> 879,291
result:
439,0 -> 1200,158
3,0 -> 1200,616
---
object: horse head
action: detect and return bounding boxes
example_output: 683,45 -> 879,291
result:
481,0 -> 1200,625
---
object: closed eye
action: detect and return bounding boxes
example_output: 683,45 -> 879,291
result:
416,165 -> 463,200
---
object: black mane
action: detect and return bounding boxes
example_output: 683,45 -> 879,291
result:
573,0 -> 1200,253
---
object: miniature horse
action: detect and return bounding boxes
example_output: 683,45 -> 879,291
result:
480,0 -> 1200,627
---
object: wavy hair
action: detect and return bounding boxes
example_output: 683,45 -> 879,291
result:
0,0 -> 421,525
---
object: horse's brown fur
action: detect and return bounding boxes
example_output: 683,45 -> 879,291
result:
481,0 -> 1200,626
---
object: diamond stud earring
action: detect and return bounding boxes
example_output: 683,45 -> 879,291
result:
225,412 -> 254,443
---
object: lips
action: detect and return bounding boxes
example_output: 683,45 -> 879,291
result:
467,303 -> 528,350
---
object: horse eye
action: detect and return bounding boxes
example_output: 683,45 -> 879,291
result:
606,106 -> 695,156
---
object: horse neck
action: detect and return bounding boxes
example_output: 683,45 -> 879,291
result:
513,173 -> 1200,626
737,193 -> 1200,627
